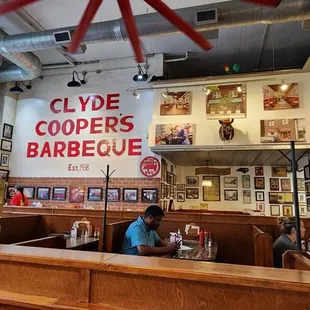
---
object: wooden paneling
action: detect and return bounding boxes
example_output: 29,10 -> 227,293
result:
13,236 -> 66,249
283,251 -> 310,271
252,226 -> 273,267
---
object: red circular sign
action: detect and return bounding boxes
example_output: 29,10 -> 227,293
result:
140,156 -> 160,178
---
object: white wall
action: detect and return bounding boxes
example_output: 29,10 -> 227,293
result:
9,54 -> 163,178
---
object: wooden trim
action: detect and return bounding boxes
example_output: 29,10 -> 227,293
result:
80,269 -> 91,303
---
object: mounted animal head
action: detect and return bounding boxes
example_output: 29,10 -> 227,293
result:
219,119 -> 235,142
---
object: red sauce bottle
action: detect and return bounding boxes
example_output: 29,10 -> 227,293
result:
199,228 -> 204,246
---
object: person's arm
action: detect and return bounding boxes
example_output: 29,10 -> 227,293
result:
157,238 -> 168,247
137,243 -> 178,256
10,194 -> 19,206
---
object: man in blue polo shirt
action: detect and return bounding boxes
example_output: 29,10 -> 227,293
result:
121,205 -> 178,256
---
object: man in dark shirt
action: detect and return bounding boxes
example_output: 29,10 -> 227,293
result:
273,234 -> 297,268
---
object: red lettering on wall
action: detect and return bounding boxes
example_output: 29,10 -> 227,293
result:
48,120 -> 61,136
92,95 -> 105,111
112,139 -> 126,156
54,141 -> 66,157
62,119 -> 75,136
27,142 -> 39,157
120,116 -> 134,132
68,141 -> 80,157
82,140 -> 95,156
105,117 -> 118,133
50,98 -> 62,114
76,118 -> 89,134
35,121 -> 47,136
90,117 -> 102,134
128,138 -> 142,156
106,93 -> 119,110
40,142 -> 52,157
79,96 -> 90,112
63,97 -> 75,113
97,139 -> 111,156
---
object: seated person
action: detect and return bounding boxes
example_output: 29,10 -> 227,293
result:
273,216 -> 306,268
121,205 -> 178,256
10,184 -> 29,206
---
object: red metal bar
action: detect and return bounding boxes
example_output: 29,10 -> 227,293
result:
144,0 -> 212,51
117,0 -> 144,63
0,0 -> 39,15
68,0 -> 103,53
243,0 -> 282,7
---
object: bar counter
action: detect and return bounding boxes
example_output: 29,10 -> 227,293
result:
0,245 -> 309,309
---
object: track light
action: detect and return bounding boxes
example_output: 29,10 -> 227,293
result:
133,65 -> 148,82
133,90 -> 140,99
162,89 -> 169,98
202,85 -> 211,95
67,71 -> 86,87
9,82 -> 23,94
280,80 -> 288,91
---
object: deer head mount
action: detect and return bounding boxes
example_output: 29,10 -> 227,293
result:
219,119 -> 235,142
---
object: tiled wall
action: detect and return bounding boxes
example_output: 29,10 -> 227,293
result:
8,177 -> 160,210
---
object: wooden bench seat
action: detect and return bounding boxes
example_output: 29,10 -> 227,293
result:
252,225 -> 273,267
283,250 -> 310,271
13,235 -> 66,249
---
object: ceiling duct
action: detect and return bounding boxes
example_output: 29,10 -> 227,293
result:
0,0 -> 308,54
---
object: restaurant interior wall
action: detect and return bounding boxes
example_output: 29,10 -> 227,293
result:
6,55 -> 163,209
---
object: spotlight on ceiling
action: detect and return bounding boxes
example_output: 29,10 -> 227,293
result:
162,89 -> 169,98
133,90 -> 140,99
280,80 -> 288,91
202,85 -> 211,95
133,64 -> 148,82
22,81 -> 32,90
9,82 -> 23,94
67,71 -> 86,87
237,86 -> 242,93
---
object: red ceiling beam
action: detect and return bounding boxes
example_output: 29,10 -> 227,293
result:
243,0 -> 283,8
0,0 -> 39,15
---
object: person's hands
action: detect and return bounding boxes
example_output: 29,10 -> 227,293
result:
165,242 -> 179,254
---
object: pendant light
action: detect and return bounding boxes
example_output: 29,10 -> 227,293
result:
9,82 -> 23,94
67,71 -> 86,87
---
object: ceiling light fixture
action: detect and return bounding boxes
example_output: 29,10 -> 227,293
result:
133,64 -> 148,82
237,86 -> 242,93
280,80 -> 288,91
67,71 -> 86,87
162,89 -> 169,98
133,90 -> 140,99
9,82 -> 23,94
21,81 -> 32,90
202,85 -> 211,95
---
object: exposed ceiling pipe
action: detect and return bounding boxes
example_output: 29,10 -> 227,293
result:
0,29 -> 42,82
165,51 -> 189,63
0,0 -> 308,54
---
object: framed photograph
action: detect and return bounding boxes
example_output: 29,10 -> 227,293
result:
1,139 -> 12,152
256,203 -> 265,212
24,187 -> 35,199
6,186 -> 15,199
0,153 -> 9,167
270,205 -> 280,216
283,205 -> 293,217
281,179 -> 291,192
155,123 -> 194,145
163,200 -> 168,212
260,118 -> 306,143
270,178 -> 280,191
160,183 -> 165,199
177,184 -> 185,191
269,192 -> 279,204
123,188 -> 138,203
165,185 -> 170,199
171,186 -> 176,199
272,167 -> 287,178
206,83 -> 246,119
69,186 -> 85,203
166,171 -> 172,185
300,205 -> 307,216
243,190 -> 251,204
254,177 -> 265,190
255,167 -> 264,176
298,192 -> 306,203
304,165 -> 310,181
224,177 -> 238,188
160,91 -> 192,116
0,169 -> 9,182
242,175 -> 250,189
36,187 -> 50,200
142,188 -> 158,203
161,159 -> 167,182
52,187 -> 67,201
177,192 -> 185,202
306,182 -> 310,195
107,188 -> 120,202
269,192 -> 293,204
87,187 -> 102,201
297,178 -> 305,191
307,198 -> 310,212
171,174 -> 176,186
255,191 -> 265,201
186,188 -> 199,199
2,123 -> 13,139
224,189 -> 238,201
186,176 -> 199,187
203,176 -> 220,201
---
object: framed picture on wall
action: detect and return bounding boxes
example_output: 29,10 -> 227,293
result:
0,153 -> 9,167
160,183 -> 165,199
272,167 -> 287,178
306,183 -> 310,196
269,192 -> 293,204
242,175 -> 250,189
304,165 -> 310,181
177,184 -> 185,191
186,188 -> 199,199
2,123 -> 13,140
161,159 -> 167,182
6,186 -> 15,199
254,177 -> 265,189
123,188 -> 138,203
52,187 -> 66,201
177,192 -> 185,202
243,190 -> 251,204
300,205 -> 307,216
297,178 -> 305,191
270,205 -> 280,216
255,167 -> 264,176
224,177 -> 238,188
1,139 -> 12,152
307,198 -> 310,212
142,188 -> 158,203
165,185 -> 170,199
283,205 -> 293,217
224,189 -> 238,201
69,186 -> 85,203
87,187 -> 102,201
256,203 -> 265,212
186,176 -> 199,187
255,191 -> 265,202
298,192 -> 306,203
24,187 -> 35,199
270,178 -> 280,191
166,171 -> 172,185
0,169 -> 9,182
160,91 -> 192,116
107,188 -> 120,202
281,179 -> 291,192
36,187 -> 50,200
203,176 -> 220,201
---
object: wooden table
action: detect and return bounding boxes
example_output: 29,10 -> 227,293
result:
164,240 -> 218,261
66,236 -> 99,250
